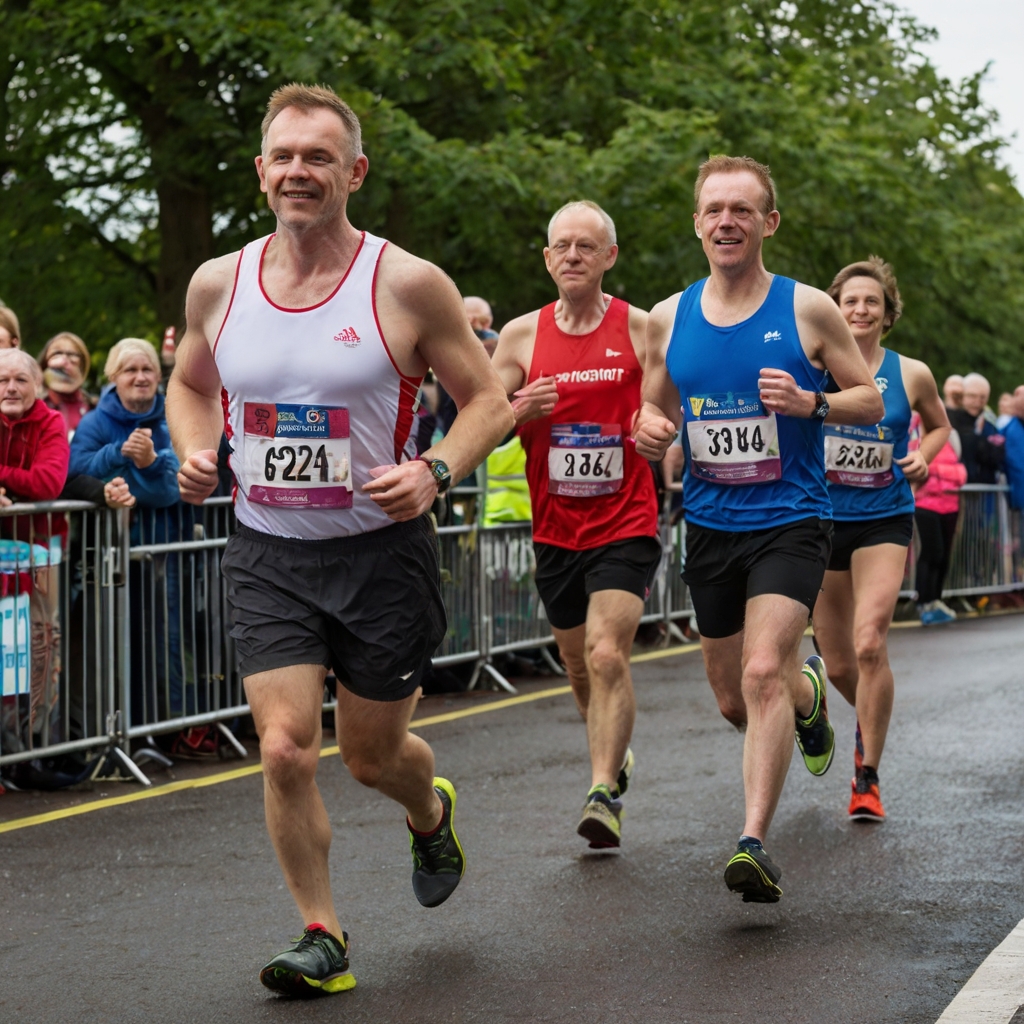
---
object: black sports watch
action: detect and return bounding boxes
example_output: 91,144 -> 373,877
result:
418,456 -> 452,495
812,391 -> 830,420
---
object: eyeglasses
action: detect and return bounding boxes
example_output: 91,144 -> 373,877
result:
548,241 -> 608,259
47,350 -> 84,364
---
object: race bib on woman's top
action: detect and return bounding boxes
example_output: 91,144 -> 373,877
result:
241,403 -> 352,509
548,422 -> 624,497
686,391 -> 781,485
824,424 -> 894,488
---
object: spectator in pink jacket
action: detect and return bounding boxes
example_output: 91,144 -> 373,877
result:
914,430 -> 967,624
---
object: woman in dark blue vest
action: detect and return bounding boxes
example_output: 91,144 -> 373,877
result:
812,258 -> 949,822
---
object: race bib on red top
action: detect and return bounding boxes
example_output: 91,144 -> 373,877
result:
548,422 -> 624,497
241,403 -> 352,509
824,424 -> 895,488
686,391 -> 781,485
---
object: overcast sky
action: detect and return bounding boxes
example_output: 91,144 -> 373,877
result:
897,0 -> 1024,188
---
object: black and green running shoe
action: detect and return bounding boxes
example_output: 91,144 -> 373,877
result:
409,777 -> 465,908
724,840 -> 783,903
615,747 -> 635,798
576,783 -> 623,848
259,924 -> 355,996
795,654 -> 835,776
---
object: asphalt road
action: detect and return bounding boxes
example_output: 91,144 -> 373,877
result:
1,614 -> 1022,1024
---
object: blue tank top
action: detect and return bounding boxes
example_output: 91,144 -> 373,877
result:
666,275 -> 830,531
824,347 -> 914,520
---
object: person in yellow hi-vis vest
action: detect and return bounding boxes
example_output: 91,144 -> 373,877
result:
483,434 -> 532,524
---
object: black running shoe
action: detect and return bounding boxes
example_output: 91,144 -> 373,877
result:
795,654 -> 835,776
576,784 -> 623,848
724,840 -> 783,903
260,925 -> 355,996
409,777 -> 465,907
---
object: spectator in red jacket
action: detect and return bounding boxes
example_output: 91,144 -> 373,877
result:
0,348 -> 70,744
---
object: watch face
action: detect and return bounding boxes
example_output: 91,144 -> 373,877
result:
431,459 -> 450,481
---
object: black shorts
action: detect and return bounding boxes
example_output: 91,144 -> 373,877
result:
220,516 -> 447,702
534,536 -> 662,630
682,517 -> 833,639
827,513 -> 915,572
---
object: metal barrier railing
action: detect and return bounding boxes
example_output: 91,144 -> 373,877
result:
1,484 -> 1020,784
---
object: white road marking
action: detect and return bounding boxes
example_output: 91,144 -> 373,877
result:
936,917 -> 1024,1022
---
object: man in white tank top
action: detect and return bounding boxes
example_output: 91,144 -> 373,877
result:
166,84 -> 512,996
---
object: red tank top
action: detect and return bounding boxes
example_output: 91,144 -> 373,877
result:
518,298 -> 658,550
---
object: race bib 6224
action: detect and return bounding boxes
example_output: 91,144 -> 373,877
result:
241,403 -> 352,509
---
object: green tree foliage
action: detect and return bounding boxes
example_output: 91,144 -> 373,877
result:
1,0 -> 1022,387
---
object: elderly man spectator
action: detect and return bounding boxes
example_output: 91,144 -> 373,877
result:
464,296 -> 500,357
38,332 -> 96,439
1001,385 -> 1024,511
0,306 -> 21,349
943,374 -> 964,411
949,372 -> 1004,484
0,349 -> 69,746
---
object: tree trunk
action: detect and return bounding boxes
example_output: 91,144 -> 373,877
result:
156,181 -> 213,333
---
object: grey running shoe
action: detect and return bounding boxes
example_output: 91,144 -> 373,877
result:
795,654 -> 835,776
260,925 -> 355,996
724,840 -> 783,903
409,777 -> 465,908
616,747 -> 635,798
576,784 -> 623,848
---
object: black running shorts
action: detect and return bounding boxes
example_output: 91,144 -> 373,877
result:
220,516 -> 447,702
827,513 -> 914,572
533,535 -> 662,630
682,517 -> 832,639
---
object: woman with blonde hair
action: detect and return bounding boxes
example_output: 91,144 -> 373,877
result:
38,331 -> 96,439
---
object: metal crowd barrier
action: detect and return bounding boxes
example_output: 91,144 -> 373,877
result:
1,484 -> 1020,786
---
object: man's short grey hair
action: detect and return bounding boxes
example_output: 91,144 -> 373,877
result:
0,347 -> 42,385
547,201 -> 617,246
963,372 -> 991,394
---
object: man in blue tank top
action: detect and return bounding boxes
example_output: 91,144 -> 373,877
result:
634,156 -> 883,903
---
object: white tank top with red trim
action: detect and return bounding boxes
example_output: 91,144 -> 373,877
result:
214,231 -> 420,539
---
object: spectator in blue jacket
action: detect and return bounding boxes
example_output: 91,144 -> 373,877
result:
1001,385 -> 1024,511
69,337 -> 189,729
69,337 -> 179,508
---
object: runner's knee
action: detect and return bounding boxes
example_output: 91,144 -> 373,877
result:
853,624 -> 887,671
260,729 -> 319,786
741,654 -> 786,705
585,636 -> 629,682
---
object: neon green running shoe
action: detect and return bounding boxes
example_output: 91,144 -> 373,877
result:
795,654 -> 835,776
576,783 -> 623,848
260,925 -> 355,996
724,839 -> 783,903
615,747 -> 635,798
408,777 -> 465,908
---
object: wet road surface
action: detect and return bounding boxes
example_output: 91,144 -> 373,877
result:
1,614 -> 1022,1023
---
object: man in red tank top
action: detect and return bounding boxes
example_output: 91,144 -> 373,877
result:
492,200 -> 660,850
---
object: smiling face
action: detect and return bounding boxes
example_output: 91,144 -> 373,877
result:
0,357 -> 38,419
256,107 -> 368,233
838,276 -> 887,347
694,171 -> 779,273
114,355 -> 159,411
543,207 -> 618,298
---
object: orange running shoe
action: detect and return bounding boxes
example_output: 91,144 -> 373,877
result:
849,770 -> 885,822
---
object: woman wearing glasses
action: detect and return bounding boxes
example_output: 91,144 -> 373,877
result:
38,332 -> 96,440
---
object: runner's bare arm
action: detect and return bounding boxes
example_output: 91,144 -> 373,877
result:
634,295 -> 683,461
760,285 -> 883,425
166,255 -> 236,504
897,356 -> 951,482
492,311 -> 556,425
363,250 -> 514,520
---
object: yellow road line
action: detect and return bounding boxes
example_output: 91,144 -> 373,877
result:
0,645 -> 701,834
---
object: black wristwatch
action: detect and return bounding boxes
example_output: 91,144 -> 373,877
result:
418,456 -> 452,495
812,391 -> 830,420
